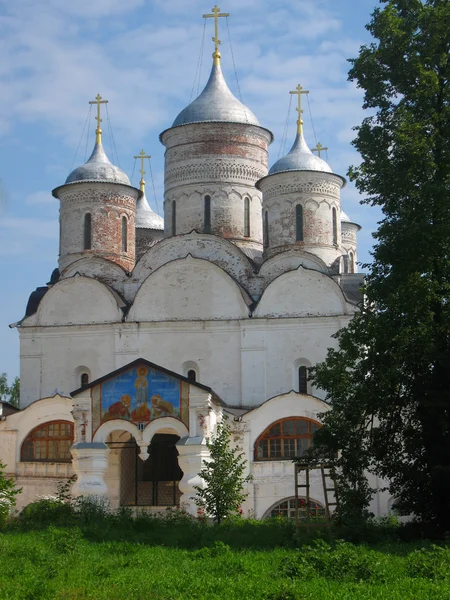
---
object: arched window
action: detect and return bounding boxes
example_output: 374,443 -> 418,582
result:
204,195 -> 211,233
121,216 -> 128,253
80,373 -> 89,387
187,369 -> 196,383
264,211 -> 269,247
298,366 -> 308,394
254,417 -> 320,461
244,197 -> 250,238
266,497 -> 326,519
172,200 -> 176,236
21,421 -> 74,463
295,204 -> 303,242
84,213 -> 92,250
349,252 -> 354,273
332,207 -> 337,245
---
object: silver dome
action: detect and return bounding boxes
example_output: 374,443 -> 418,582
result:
136,192 -> 164,230
341,210 -> 351,222
66,143 -> 130,185
172,62 -> 260,128
269,132 -> 332,175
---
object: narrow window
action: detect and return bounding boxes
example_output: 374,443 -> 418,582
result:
204,195 -> 211,234
122,216 -> 127,253
84,213 -> 91,250
80,373 -> 89,387
187,369 -> 196,383
264,210 -> 269,247
332,207 -> 337,245
295,204 -> 303,242
343,255 -> 349,274
298,366 -> 308,394
349,252 -> 354,273
244,197 -> 250,237
172,200 -> 176,236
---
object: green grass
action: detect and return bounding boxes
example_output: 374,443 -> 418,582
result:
1,523 -> 450,599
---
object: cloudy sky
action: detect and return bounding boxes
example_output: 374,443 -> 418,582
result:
0,0 -> 381,381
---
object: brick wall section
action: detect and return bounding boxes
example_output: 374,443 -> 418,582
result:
160,122 -> 272,247
56,182 -> 139,273
259,171 -> 345,266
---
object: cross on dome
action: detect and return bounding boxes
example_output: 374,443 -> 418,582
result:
134,149 -> 151,193
89,94 -> 109,145
203,5 -> 229,64
289,84 -> 309,135
312,142 -> 328,158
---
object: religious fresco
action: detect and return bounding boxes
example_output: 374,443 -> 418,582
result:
91,365 -> 190,432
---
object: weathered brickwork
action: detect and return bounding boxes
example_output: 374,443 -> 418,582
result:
259,171 -> 345,265
57,182 -> 139,272
161,122 -> 272,247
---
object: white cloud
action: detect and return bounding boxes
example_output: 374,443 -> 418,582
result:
25,191 -> 56,205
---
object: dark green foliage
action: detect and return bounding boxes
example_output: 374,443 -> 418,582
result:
194,420 -> 251,524
310,0 -> 450,532
0,372 -> 20,408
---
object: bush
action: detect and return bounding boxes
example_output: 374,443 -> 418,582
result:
19,497 -> 74,528
0,460 -> 21,527
407,544 -> 450,580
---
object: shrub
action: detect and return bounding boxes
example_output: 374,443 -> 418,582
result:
407,545 -> 450,580
0,460 -> 21,527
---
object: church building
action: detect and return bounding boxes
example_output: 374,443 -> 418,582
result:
0,8 -> 388,519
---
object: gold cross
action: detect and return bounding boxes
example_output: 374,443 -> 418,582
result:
89,94 -> 108,144
289,84 -> 309,134
312,142 -> 328,158
134,149 -> 151,193
203,5 -> 230,64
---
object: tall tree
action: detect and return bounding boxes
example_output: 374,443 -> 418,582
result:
311,0 -> 450,531
194,420 -> 250,524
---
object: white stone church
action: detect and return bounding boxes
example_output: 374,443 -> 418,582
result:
0,18 -> 391,519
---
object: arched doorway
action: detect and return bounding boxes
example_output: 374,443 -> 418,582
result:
118,433 -> 183,507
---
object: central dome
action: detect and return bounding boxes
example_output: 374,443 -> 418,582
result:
172,62 -> 260,127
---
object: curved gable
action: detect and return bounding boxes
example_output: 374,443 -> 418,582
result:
36,276 -> 123,326
255,266 -> 349,318
132,232 -> 256,293
61,257 -> 126,292
128,256 -> 250,322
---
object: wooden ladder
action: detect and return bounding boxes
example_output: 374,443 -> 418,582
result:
294,459 -> 339,533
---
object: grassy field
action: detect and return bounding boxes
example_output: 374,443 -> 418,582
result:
1,513 -> 450,600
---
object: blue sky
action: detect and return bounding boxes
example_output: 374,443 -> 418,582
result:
0,0 -> 381,381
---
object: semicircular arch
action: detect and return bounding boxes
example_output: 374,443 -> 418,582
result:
93,419 -> 142,443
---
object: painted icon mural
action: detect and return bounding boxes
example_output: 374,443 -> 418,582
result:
94,365 -> 189,428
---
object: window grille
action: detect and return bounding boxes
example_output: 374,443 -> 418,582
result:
21,421 -> 74,463
254,417 -> 320,461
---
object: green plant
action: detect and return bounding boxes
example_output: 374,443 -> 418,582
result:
0,460 -> 22,527
408,544 -> 450,580
194,420 -> 251,524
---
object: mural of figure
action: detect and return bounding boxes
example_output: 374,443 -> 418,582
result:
151,394 -> 175,418
106,394 -> 131,420
134,367 -> 149,405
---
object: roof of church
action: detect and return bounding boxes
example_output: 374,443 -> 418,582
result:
71,357 -> 227,406
269,131 -> 333,176
172,61 -> 260,128
340,210 -> 361,229
136,192 -> 164,230
65,142 -> 131,186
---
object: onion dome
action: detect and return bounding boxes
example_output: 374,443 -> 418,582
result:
66,142 -> 130,186
172,61 -> 260,128
269,132 -> 332,176
136,192 -> 164,230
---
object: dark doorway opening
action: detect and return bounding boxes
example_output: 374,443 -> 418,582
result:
118,433 -> 182,507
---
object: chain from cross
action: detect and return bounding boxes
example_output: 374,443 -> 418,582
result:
289,84 -> 309,134
89,94 -> 108,143
203,5 -> 230,62
312,142 -> 328,158
134,149 -> 151,192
